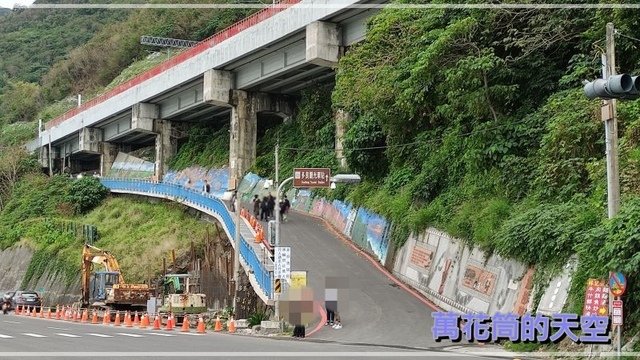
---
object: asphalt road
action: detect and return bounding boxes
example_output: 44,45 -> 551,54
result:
0,314 -> 508,360
278,211 -> 455,349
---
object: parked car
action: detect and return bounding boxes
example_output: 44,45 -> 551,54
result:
13,291 -> 41,309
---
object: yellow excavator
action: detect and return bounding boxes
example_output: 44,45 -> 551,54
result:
81,244 -> 152,311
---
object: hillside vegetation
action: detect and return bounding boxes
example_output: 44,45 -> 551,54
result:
1,0 -> 640,348
171,5 -> 640,339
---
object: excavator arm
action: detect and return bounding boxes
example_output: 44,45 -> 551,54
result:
81,244 -> 126,305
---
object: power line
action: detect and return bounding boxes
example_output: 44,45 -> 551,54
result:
615,31 -> 640,45
281,116 -> 540,153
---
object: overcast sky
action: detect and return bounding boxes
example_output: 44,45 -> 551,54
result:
0,0 -> 35,9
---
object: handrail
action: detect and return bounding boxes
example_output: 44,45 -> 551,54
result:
99,178 -> 273,298
45,0 -> 302,131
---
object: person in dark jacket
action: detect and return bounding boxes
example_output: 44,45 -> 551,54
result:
252,194 -> 261,217
261,196 -> 269,221
267,193 -> 276,219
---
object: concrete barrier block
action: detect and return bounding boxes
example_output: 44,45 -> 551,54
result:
236,319 -> 249,328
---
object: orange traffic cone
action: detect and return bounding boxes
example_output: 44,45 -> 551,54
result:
103,311 -> 110,325
40,307 -> 45,318
56,307 -> 61,320
81,309 -> 88,323
114,311 -> 121,327
47,308 -> 52,319
228,317 -> 236,333
74,310 -> 79,322
181,316 -> 190,332
125,311 -> 132,328
152,315 -> 161,330
31,307 -> 37,318
91,310 -> 99,324
214,316 -> 222,332
164,314 -> 174,331
197,315 -> 206,334
133,312 -> 140,327
139,314 -> 148,329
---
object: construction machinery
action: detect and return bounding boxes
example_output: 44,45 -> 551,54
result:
158,274 -> 206,322
81,244 -> 152,311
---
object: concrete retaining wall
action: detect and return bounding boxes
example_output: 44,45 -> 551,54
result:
393,228 -> 534,315
0,244 -> 33,294
0,244 -> 81,306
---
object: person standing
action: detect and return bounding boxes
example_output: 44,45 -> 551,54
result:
261,196 -> 269,221
230,191 -> 237,212
252,195 -> 261,217
267,193 -> 275,219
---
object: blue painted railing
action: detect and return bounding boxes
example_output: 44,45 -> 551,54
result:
100,178 -> 272,298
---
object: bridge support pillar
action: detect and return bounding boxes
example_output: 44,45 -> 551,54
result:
334,109 -> 350,169
229,91 -> 294,188
79,127 -> 103,154
229,90 -> 257,189
132,103 -> 158,132
306,21 -> 341,67
154,119 -> 177,182
100,142 -> 118,177
204,69 -> 233,106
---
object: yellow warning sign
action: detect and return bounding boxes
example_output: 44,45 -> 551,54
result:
275,278 -> 282,294
290,271 -> 307,289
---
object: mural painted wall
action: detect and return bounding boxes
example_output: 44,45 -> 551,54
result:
164,166 -> 230,197
393,228 -> 535,315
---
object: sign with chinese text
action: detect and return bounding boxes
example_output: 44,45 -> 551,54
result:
274,246 -> 291,280
290,271 -> 307,289
612,300 -> 623,326
609,272 -> 627,297
431,312 -> 610,344
293,168 -> 331,188
583,278 -> 609,316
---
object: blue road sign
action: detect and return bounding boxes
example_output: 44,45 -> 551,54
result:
609,272 -> 627,297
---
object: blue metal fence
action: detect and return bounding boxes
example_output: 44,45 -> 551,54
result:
100,178 -> 272,298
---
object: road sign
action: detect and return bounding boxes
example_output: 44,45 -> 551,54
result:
583,278 -> 609,316
612,300 -> 623,326
290,271 -> 307,289
274,246 -> 291,280
275,279 -> 282,294
609,272 -> 627,297
293,168 -> 331,188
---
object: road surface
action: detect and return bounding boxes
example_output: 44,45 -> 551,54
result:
0,314 -> 509,360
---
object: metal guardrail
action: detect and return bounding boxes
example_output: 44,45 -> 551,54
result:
99,178 -> 272,298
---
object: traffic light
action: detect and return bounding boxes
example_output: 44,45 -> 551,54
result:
583,74 -> 640,100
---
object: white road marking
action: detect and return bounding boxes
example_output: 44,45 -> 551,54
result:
48,327 -> 70,331
57,333 -> 81,338
115,333 -> 144,338
145,332 -> 175,337
22,333 -> 46,338
88,333 -> 113,338
177,332 -> 204,336
3,320 -> 20,324
0,334 -> 13,339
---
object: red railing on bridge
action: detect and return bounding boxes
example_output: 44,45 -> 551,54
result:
45,0 -> 302,131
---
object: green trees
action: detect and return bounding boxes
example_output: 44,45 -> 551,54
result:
0,81 -> 41,123
66,177 -> 109,215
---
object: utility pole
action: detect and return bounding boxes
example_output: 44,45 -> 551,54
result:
604,23 -> 621,359
47,132 -> 53,177
273,143 -> 280,322
604,22 -> 620,219
232,194 -> 241,316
